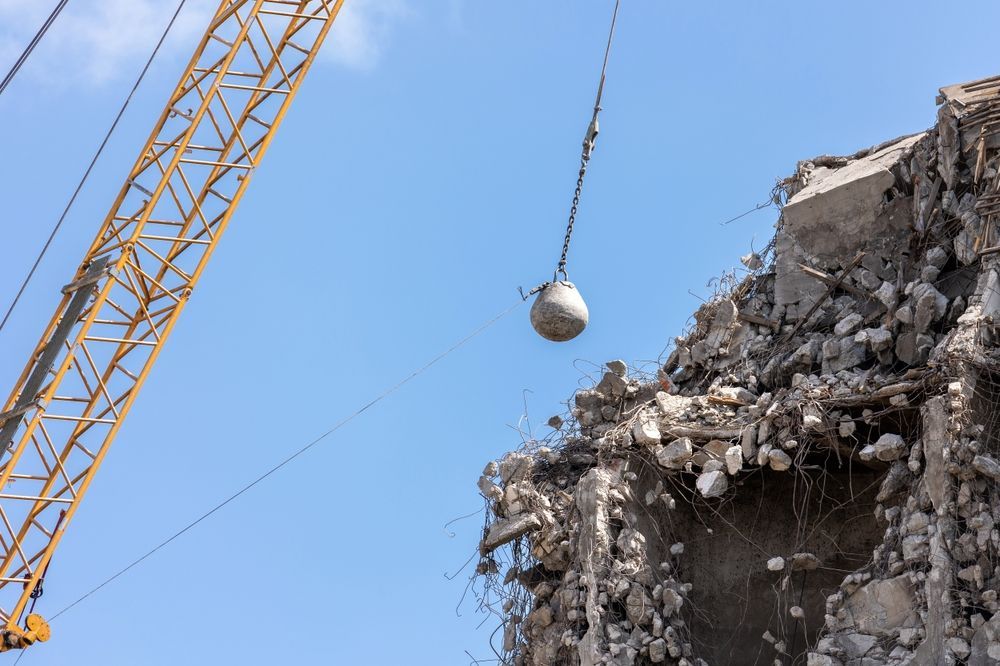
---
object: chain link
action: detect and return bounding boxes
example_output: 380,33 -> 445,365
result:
550,0 -> 619,283
555,154 -> 590,282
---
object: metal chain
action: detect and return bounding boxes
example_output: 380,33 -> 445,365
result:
552,0 -> 620,283
555,155 -> 590,281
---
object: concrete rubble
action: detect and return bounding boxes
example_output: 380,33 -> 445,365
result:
476,75 -> 1000,664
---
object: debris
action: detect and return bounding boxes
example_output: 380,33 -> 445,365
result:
768,449 -> 792,471
695,470 -> 728,498
606,359 -> 628,377
633,418 -> 661,447
478,475 -> 503,501
790,552 -> 820,571
780,133 -> 923,267
741,252 -> 764,270
481,513 -> 542,555
479,74 -> 1000,666
973,455 -> 1000,480
725,445 -> 742,475
843,575 -> 919,636
709,385 -> 757,406
656,437 -> 693,469
833,313 -> 864,337
873,433 -> 906,461
648,637 -> 667,662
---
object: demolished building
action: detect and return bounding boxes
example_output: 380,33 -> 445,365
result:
476,75 -> 1000,665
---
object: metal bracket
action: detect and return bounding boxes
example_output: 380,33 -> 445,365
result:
127,178 -> 154,197
60,262 -> 115,295
0,400 -> 46,428
0,257 -> 110,451
518,282 -> 550,302
169,106 -> 194,121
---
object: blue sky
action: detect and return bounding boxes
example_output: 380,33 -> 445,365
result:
1,1 -> 999,664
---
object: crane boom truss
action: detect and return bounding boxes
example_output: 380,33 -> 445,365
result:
0,0 -> 343,645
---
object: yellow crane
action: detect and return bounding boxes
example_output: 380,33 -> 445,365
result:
0,0 -> 343,651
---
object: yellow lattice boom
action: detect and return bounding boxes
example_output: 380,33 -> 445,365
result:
0,0 -> 343,650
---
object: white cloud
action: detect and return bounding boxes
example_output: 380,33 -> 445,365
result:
324,0 -> 410,70
0,0 -> 407,89
0,0 -> 213,87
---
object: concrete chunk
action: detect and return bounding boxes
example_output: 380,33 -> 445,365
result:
834,312 -> 864,337
481,513 -> 543,555
856,327 -> 893,352
896,330 -> 934,366
791,552 -> 821,571
704,300 -> 739,351
781,134 -> 924,265
606,359 -> 628,377
711,385 -> 757,405
478,475 -> 503,501
844,575 -> 920,637
741,252 -> 764,271
875,281 -> 898,308
654,392 -> 692,420
656,438 -> 693,470
768,449 -> 792,471
633,418 -> 661,447
973,455 -> 1000,480
874,433 -> 907,461
725,445 -> 743,475
970,613 -> 1000,665
696,470 -> 728,498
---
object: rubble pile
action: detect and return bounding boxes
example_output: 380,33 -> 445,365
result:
477,75 -> 1000,665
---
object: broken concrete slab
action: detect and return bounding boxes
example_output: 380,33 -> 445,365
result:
481,513 -> 543,555
781,134 -> 924,267
844,575 -> 920,637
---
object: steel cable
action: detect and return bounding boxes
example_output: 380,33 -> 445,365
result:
553,0 -> 621,282
0,0 -> 189,336
34,299 -> 522,635
0,0 -> 69,99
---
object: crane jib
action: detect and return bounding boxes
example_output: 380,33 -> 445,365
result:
0,0 -> 345,651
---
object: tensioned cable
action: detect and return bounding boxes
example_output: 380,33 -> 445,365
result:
0,0 -> 189,336
552,0 -> 621,282
42,299 -> 522,627
0,0 -> 69,98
